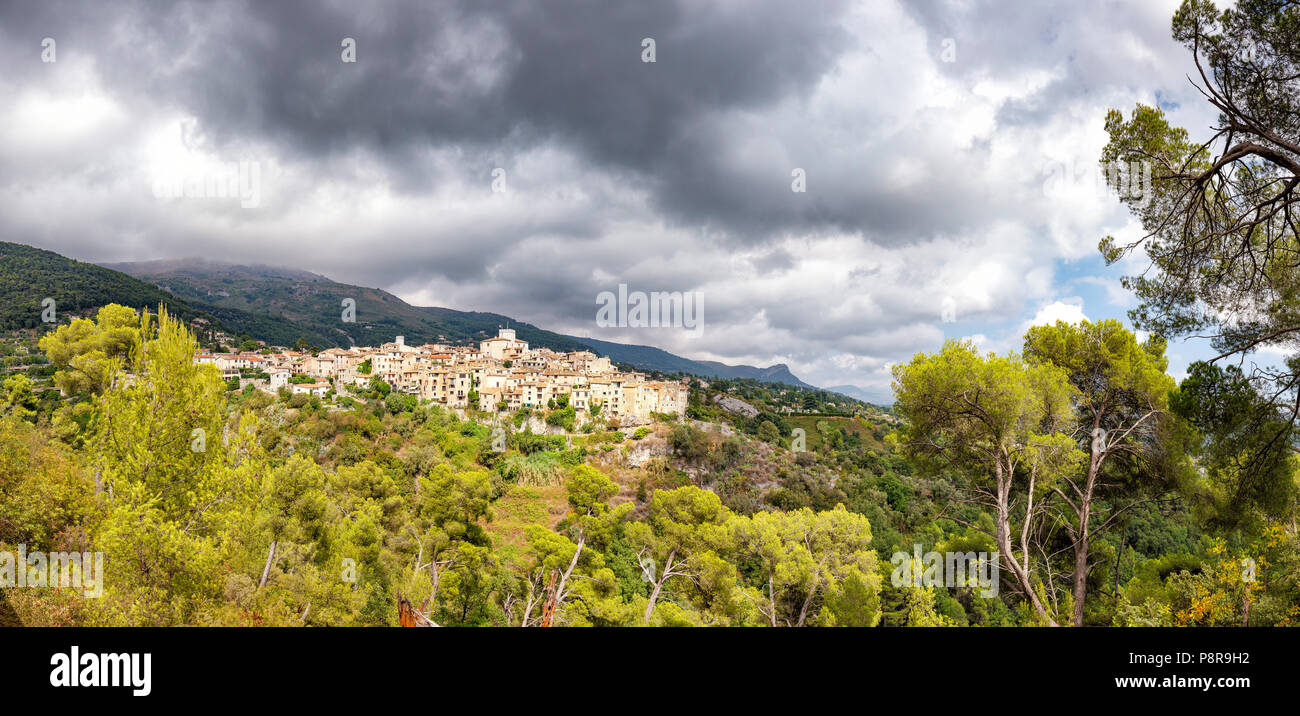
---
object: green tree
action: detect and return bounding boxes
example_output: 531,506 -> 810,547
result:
1023,319 -> 1193,625
409,464 -> 495,619
90,307 -> 257,623
385,391 -> 415,414
898,560 -> 957,627
517,465 -> 631,626
0,415 -> 95,548
1171,361 -> 1300,524
39,303 -> 141,395
254,455 -> 330,590
892,339 -> 1079,625
627,485 -> 732,624
668,423 -> 710,461
0,374 -> 39,422
1099,0 -> 1300,528
733,505 -> 881,626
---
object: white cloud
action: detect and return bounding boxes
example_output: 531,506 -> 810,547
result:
1026,298 -> 1088,329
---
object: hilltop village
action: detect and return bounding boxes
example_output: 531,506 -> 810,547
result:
194,328 -> 688,425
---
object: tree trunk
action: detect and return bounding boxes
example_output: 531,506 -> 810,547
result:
993,455 -> 1057,626
1071,532 -> 1089,627
768,573 -> 777,627
644,579 -> 664,624
1071,501 -> 1091,627
1071,435 -> 1101,627
520,576 -> 541,627
539,570 -> 559,627
643,549 -> 675,624
552,533 -> 585,616
258,540 -> 277,588
795,572 -> 821,627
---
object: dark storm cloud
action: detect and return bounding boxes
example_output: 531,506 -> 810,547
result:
0,0 -> 1189,252
0,0 -> 862,234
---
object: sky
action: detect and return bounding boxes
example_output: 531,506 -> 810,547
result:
0,0 -> 1227,402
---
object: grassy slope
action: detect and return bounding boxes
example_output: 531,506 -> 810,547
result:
786,415 -> 886,452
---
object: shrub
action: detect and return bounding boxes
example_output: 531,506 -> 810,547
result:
498,452 -> 566,486
514,432 -> 566,455
668,423 -> 709,461
545,406 -> 576,432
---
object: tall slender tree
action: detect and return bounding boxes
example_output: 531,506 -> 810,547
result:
892,339 -> 1079,625
1024,319 -> 1193,625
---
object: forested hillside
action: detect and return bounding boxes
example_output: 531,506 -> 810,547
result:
0,242 -> 353,349
1,305 -> 1295,627
686,376 -> 889,418
0,242 -> 196,329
